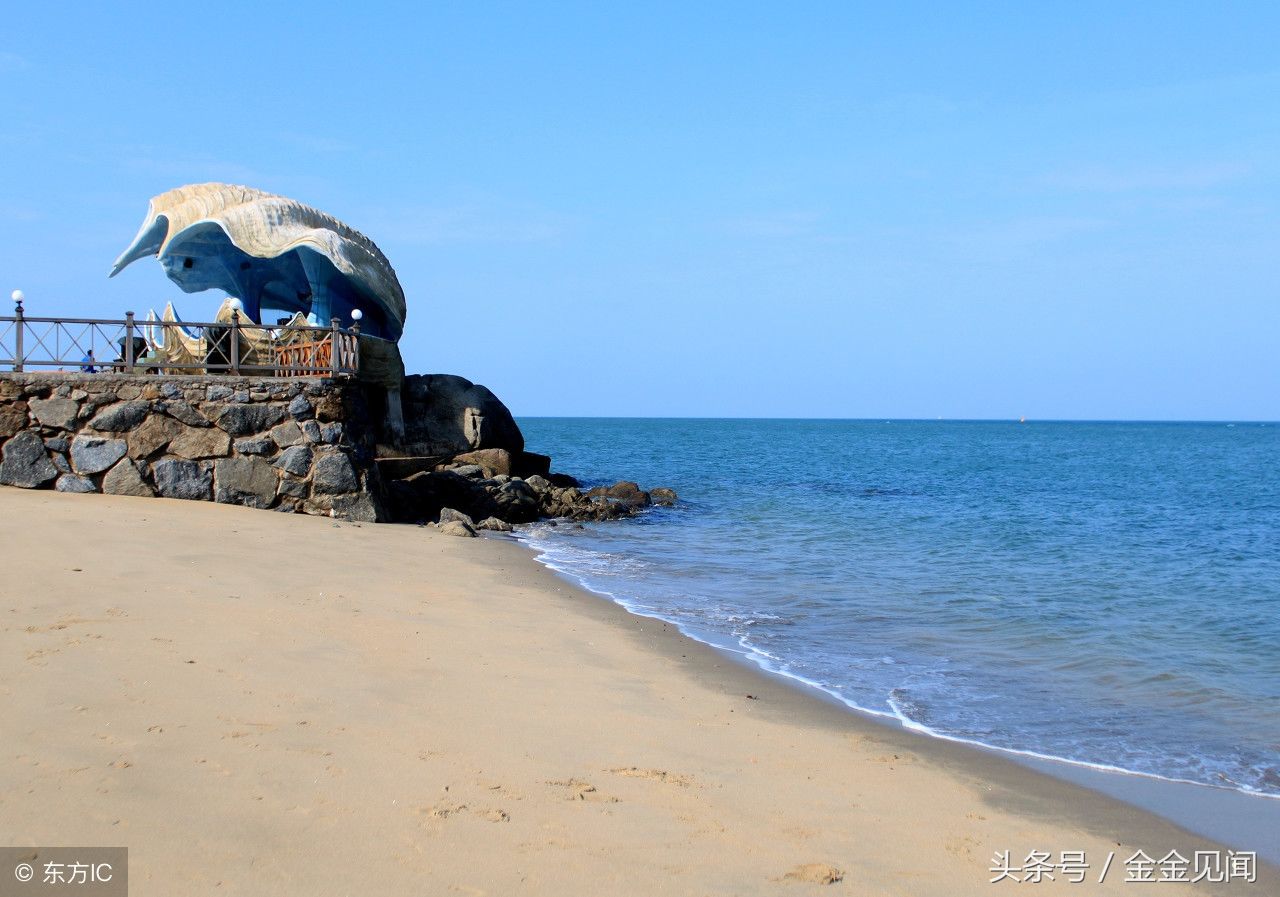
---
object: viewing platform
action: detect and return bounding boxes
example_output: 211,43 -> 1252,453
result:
1,301 -> 370,380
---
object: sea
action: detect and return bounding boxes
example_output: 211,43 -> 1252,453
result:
515,418 -> 1280,834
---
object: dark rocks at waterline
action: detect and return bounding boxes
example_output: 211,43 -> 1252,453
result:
476,516 -> 514,532
650,487 -> 678,507
384,462 -> 677,526
586,480 -> 650,509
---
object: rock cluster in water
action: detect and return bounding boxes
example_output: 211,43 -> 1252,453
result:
383,445 -> 676,532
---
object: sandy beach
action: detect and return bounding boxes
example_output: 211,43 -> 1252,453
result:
0,487 -> 1271,896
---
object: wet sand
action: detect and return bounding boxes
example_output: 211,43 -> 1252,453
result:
0,488 -> 1272,895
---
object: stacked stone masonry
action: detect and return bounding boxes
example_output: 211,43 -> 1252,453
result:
0,373 -> 384,521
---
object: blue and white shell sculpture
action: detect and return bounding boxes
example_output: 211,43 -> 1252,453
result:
109,183 -> 407,342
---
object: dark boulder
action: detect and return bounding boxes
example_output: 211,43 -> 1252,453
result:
588,481 -> 652,509
386,470 -> 497,524
399,374 -> 524,457
650,487 -> 679,507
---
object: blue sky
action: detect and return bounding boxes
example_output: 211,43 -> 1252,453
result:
2,2 -> 1277,419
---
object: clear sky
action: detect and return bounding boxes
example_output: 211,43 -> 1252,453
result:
2,3 -> 1277,420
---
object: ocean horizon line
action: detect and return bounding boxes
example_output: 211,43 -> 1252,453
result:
517,414 -> 1278,425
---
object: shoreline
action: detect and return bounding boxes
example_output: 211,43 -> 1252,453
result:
2,487 -> 1274,894
514,526 -> 1280,864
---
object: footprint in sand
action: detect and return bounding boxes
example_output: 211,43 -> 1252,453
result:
607,767 -> 694,787
422,803 -> 468,819
420,803 -> 510,823
869,753 -> 914,764
781,863 -> 844,885
545,778 -> 620,803
945,835 -> 980,858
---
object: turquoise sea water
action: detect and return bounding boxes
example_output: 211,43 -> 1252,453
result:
516,418 -> 1280,799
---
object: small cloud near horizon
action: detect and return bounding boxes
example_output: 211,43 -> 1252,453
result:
718,210 -> 823,238
942,215 -> 1114,254
0,51 -> 29,72
1041,161 -> 1253,192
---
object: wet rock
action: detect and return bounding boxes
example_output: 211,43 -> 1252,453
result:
0,431 -> 58,487
588,481 -> 651,508
70,435 -> 127,474
476,516 -> 514,532
650,487 -> 678,506
493,478 -> 539,523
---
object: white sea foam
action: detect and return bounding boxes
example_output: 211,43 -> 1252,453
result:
515,525 -> 1280,802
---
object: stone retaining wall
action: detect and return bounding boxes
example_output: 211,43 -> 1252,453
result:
0,373 -> 384,521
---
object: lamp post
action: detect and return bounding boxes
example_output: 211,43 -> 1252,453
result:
11,289 -> 24,372
227,297 -> 243,376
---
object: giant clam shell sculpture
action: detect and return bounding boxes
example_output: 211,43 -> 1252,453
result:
109,183 -> 406,341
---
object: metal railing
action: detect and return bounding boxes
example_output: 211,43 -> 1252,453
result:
0,307 -> 363,378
